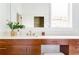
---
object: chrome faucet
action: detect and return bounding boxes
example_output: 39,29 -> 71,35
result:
26,30 -> 35,36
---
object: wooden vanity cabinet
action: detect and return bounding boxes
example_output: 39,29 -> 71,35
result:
0,39 -> 79,55
0,39 -> 41,55
69,40 -> 79,55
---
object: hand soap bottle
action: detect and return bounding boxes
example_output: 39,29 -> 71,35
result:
42,32 -> 45,36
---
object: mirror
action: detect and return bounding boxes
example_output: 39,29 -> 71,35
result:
10,3 -> 51,28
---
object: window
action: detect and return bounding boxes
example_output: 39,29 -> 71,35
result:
51,2 -> 72,28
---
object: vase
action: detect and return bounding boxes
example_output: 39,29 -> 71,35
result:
11,30 -> 17,36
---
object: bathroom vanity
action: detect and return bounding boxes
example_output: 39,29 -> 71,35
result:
0,36 -> 79,55
0,39 -> 41,55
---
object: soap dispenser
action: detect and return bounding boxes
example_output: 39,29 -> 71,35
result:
42,32 -> 45,36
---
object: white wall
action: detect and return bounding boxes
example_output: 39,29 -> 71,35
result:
0,3 -> 10,36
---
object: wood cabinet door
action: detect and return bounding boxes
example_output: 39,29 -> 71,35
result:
0,40 -> 11,55
69,40 -> 76,55
73,40 -> 79,54
31,46 -> 41,55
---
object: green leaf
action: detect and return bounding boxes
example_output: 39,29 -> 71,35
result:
7,21 -> 25,30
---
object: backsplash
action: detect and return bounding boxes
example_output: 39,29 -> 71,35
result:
0,27 -> 79,36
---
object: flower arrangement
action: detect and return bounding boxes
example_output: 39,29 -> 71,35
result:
7,21 -> 25,36
7,21 -> 25,31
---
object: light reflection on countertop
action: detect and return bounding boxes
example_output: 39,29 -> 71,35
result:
0,36 -> 79,39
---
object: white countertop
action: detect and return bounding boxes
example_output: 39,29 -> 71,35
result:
0,36 -> 79,39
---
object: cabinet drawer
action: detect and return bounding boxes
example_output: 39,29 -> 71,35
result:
11,39 -> 41,45
42,40 -> 60,45
0,46 -> 26,55
0,40 -> 8,45
0,46 -> 10,55
60,40 -> 69,45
